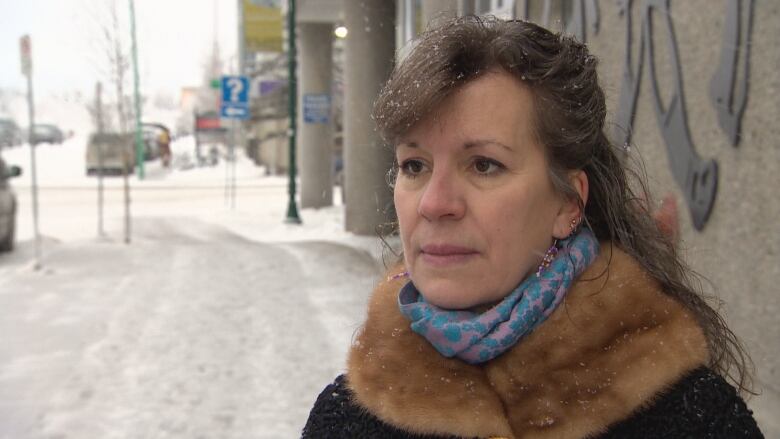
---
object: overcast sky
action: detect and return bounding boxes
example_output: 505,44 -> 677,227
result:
0,0 -> 238,98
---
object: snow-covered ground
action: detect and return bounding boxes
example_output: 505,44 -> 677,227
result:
0,136 -> 398,438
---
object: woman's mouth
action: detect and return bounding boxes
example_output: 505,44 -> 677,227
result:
419,244 -> 479,267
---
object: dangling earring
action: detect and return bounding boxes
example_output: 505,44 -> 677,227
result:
536,240 -> 559,277
567,217 -> 581,238
388,270 -> 409,281
537,216 -> 582,277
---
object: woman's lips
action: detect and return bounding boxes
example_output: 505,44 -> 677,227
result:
419,244 -> 479,267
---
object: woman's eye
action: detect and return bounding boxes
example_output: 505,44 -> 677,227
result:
473,157 -> 503,175
399,159 -> 426,177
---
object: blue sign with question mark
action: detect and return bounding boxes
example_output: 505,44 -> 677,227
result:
220,75 -> 250,119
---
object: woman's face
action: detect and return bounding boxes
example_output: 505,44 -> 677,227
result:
394,71 -> 580,310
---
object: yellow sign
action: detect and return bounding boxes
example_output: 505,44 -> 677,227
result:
244,0 -> 283,53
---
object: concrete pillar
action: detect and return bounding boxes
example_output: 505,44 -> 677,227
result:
422,0 -> 459,29
458,0 -> 475,16
343,0 -> 395,235
298,23 -> 334,208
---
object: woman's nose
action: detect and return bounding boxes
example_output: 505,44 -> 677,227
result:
417,171 -> 466,221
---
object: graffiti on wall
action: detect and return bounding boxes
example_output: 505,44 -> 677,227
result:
519,0 -> 753,230
517,0 -> 600,43
710,0 -> 754,147
612,0 -> 753,230
612,0 -> 719,231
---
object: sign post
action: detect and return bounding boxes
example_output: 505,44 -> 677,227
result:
20,35 -> 42,270
220,75 -> 250,209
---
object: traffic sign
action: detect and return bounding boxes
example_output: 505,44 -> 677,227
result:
220,75 -> 250,120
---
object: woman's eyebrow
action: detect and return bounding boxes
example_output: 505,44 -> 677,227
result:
397,141 -> 419,149
464,139 -> 514,151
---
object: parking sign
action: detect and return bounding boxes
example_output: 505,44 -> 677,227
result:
220,75 -> 250,120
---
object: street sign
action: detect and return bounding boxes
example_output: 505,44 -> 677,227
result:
20,35 -> 32,76
221,106 -> 250,119
220,75 -> 250,120
303,94 -> 330,124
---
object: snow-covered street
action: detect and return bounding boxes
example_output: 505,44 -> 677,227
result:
0,137 -> 391,438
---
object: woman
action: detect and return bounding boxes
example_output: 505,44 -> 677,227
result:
303,16 -> 762,439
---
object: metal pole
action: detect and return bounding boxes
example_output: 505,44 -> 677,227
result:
123,145 -> 131,244
96,82 -> 105,237
231,120 -> 237,209
285,0 -> 301,223
26,66 -> 41,269
237,0 -> 247,167
224,132 -> 230,206
97,142 -> 105,237
129,0 -> 144,179
194,110 -> 202,164
238,0 -> 246,76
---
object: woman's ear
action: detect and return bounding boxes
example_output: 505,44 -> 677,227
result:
553,170 -> 589,239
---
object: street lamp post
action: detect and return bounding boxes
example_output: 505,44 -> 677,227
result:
129,0 -> 144,180
285,0 -> 301,224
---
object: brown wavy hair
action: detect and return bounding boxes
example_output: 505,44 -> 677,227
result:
373,15 -> 752,394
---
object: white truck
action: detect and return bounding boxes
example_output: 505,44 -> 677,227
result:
85,133 -> 136,175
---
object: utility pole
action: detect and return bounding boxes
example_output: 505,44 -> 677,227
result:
95,81 -> 105,134
238,0 -> 246,79
129,0 -> 144,179
285,0 -> 301,224
20,35 -> 42,269
237,0 -> 247,176
96,81 -> 106,237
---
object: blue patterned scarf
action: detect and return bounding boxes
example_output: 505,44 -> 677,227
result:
398,229 -> 599,364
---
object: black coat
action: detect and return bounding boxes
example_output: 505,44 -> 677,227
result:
303,368 -> 763,438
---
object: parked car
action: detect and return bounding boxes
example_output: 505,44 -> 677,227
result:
140,130 -> 157,160
31,123 -> 65,145
0,156 -> 22,252
142,123 -> 172,166
85,133 -> 135,175
0,118 -> 23,148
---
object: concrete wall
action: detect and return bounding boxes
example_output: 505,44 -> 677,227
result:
519,1 -> 778,434
253,119 -> 289,174
409,0 -> 778,435
422,0 -> 459,26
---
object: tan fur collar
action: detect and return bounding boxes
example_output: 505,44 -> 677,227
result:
347,244 -> 709,439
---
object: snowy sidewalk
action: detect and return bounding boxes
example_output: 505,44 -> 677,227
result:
0,136 -> 402,437
0,217 -> 383,438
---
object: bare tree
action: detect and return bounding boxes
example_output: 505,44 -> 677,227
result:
108,0 -> 130,133
85,82 -> 106,134
196,37 -> 223,113
82,0 -> 132,134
